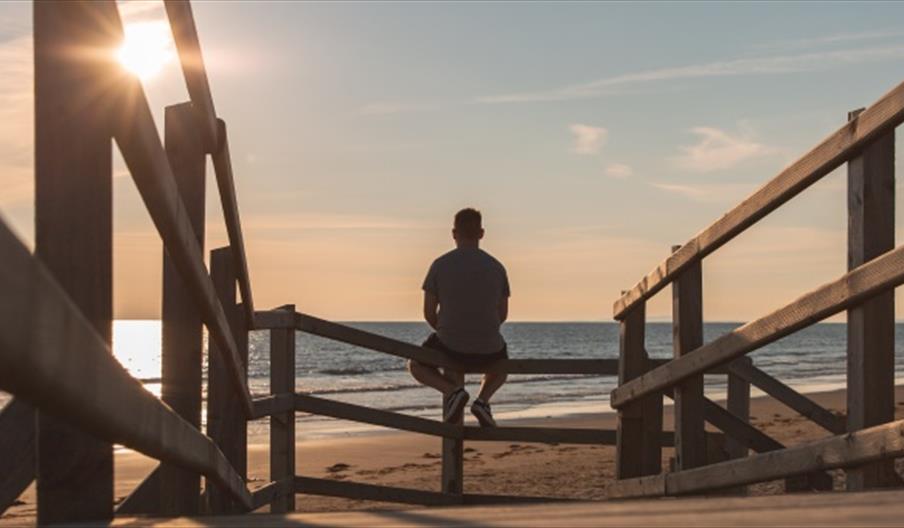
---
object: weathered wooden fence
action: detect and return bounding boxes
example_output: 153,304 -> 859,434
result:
2,0 -> 904,525
608,80 -> 904,498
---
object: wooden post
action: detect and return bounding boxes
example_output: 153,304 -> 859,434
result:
441,370 -> 465,497
207,247 -> 248,513
846,108 -> 897,491
724,358 -> 751,494
270,305 -> 296,513
616,301 -> 662,479
156,102 -> 208,515
671,246 -> 706,471
34,1 -> 119,523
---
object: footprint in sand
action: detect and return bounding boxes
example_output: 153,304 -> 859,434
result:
326,462 -> 352,473
422,452 -> 441,459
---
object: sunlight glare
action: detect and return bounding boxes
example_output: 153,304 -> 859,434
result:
116,21 -> 175,80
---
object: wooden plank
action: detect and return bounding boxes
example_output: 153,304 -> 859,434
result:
0,221 -> 250,509
111,76 -> 253,417
672,255 -> 705,470
463,427 -> 615,444
667,418 -> 904,496
611,241 -> 904,409
442,369 -> 465,497
294,477 -> 459,507
846,118 -> 897,491
207,247 -> 249,514
294,394 -> 458,438
252,394 -> 295,419
0,399 -> 34,514
33,1 -> 120,522
607,474 -> 667,500
163,0 -> 219,152
728,360 -> 843,434
614,79 -> 904,321
251,478 -> 294,511
116,466 -> 161,515
725,360 -> 751,473
616,302 -> 661,479
270,308 -> 296,513
211,121 -> 254,326
157,101 -> 207,516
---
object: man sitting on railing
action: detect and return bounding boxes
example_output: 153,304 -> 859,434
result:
407,208 -> 511,427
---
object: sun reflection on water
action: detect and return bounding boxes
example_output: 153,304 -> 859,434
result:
113,320 -> 162,397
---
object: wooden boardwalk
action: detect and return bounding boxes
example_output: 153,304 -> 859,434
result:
111,490 -> 904,527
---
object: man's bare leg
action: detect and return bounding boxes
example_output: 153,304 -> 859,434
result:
408,360 -> 460,396
477,372 -> 507,403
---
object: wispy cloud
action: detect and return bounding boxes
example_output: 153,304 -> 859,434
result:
754,29 -> 904,51
359,102 -> 437,116
671,126 -> 777,173
649,181 -> 756,203
605,163 -> 633,179
117,0 -> 166,22
476,45 -> 904,104
570,124 -> 607,154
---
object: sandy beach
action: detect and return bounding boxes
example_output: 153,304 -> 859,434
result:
4,385 -> 904,525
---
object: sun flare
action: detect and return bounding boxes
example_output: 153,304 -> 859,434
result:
116,21 -> 175,80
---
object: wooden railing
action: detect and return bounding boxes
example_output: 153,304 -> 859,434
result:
249,307 -> 736,510
608,79 -> 904,498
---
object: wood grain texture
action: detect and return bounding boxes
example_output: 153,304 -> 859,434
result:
207,247 -> 249,514
442,370 -> 465,497
33,1 -> 120,521
0,399 -> 34,514
846,124 -> 897,491
295,477 -> 459,507
211,120 -> 254,326
611,241 -> 904,409
729,360 -> 843,434
269,310 -> 296,513
162,0 -> 219,152
112,76 -> 252,417
613,79 -> 904,320
0,221 -> 250,509
623,418 -> 904,497
157,101 -> 207,516
672,258 -> 705,470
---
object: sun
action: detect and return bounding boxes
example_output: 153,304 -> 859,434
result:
116,21 -> 175,80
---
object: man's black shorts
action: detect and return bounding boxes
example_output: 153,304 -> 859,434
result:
422,333 -> 508,367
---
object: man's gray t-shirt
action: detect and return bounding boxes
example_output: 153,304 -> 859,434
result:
422,247 -> 510,355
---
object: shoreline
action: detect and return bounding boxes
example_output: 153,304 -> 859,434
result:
6,384 -> 904,525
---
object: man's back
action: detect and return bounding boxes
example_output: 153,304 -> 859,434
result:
423,247 -> 510,355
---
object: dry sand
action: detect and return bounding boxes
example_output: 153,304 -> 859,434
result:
4,386 -> 904,524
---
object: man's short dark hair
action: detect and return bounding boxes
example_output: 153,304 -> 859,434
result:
454,208 -> 482,238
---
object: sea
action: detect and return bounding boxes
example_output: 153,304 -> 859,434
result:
4,321 -> 904,442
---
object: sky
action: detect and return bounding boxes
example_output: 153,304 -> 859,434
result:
2,1 -> 904,322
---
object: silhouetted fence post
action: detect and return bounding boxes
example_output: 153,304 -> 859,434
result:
846,108 -> 897,491
616,300 -> 662,479
156,101 -> 208,515
671,246 -> 706,471
33,1 -> 120,523
207,246 -> 249,513
442,370 -> 465,497
725,357 -> 751,494
270,305 -> 296,512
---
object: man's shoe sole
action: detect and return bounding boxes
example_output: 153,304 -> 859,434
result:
444,390 -> 469,422
471,404 -> 496,427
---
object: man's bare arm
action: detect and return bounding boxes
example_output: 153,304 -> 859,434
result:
498,296 -> 508,324
423,291 -> 439,330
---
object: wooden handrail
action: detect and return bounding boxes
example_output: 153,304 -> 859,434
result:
608,418 -> 904,498
727,361 -> 844,434
0,221 -> 251,509
112,77 -> 254,418
611,242 -> 904,409
212,120 -> 255,326
163,0 -> 219,152
255,309 -> 735,375
613,79 -> 904,320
